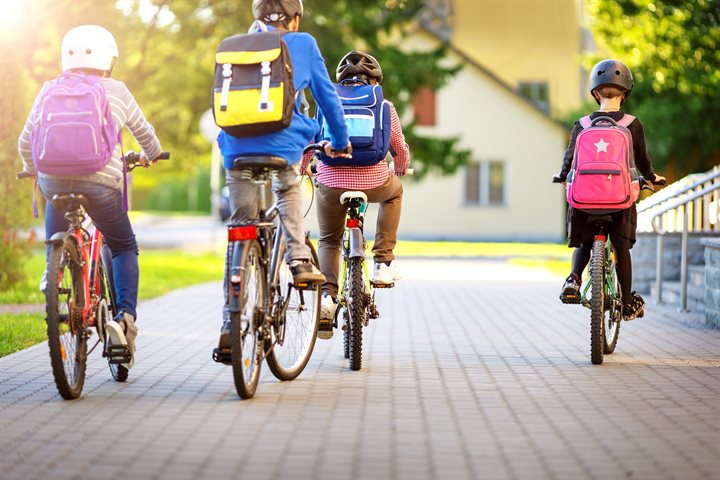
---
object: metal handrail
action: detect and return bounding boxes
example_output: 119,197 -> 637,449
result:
643,166 -> 720,310
637,168 -> 720,215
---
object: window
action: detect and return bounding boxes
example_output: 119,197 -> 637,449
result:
464,160 -> 506,206
518,81 -> 549,113
412,86 -> 436,126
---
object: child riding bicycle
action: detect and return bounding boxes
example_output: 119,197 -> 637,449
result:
301,50 -> 411,338
215,0 -> 351,349
555,59 -> 665,320
18,25 -> 164,369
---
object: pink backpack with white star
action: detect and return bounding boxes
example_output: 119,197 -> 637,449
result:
566,114 -> 640,213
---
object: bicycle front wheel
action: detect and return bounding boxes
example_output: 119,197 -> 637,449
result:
590,239 -> 606,365
46,238 -> 87,399
266,237 -> 320,381
230,240 -> 264,399
347,257 -> 367,371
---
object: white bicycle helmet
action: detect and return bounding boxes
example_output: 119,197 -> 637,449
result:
61,25 -> 119,73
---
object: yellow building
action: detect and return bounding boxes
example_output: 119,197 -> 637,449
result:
422,0 -> 587,116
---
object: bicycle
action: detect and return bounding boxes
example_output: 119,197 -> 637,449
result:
18,151 -> 169,399
305,148 -> 412,371
556,175 -> 665,364
211,147 -> 324,399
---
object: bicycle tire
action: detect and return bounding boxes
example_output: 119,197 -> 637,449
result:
98,260 -> 127,382
230,240 -> 264,399
342,308 -> 350,359
266,237 -> 321,381
347,257 -> 366,371
603,247 -> 621,354
590,239 -> 605,365
46,238 -> 87,399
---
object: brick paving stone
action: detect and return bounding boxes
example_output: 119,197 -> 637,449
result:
1,259 -> 719,479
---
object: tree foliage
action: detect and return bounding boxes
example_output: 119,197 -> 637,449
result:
585,0 -> 720,176
0,0 -> 466,286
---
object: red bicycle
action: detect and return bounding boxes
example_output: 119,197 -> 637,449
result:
18,151 -> 168,399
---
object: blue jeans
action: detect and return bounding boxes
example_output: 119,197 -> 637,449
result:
39,178 -> 139,318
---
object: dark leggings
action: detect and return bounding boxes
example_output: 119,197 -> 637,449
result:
571,240 -> 632,305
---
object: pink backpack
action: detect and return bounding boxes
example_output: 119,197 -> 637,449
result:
30,72 -> 119,175
566,114 -> 640,213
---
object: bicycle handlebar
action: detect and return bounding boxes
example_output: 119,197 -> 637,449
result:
302,142 -> 353,156
124,151 -> 171,172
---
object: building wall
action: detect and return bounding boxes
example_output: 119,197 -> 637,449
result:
399,50 -> 567,241
450,0 -> 584,115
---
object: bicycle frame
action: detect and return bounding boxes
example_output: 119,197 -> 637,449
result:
52,207 -> 105,329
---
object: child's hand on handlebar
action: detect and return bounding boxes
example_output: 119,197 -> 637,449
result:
652,174 -> 667,186
322,140 -> 353,159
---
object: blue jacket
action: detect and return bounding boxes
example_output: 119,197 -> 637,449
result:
217,29 -> 349,167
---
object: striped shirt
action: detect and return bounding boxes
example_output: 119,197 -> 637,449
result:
18,77 -> 162,190
301,100 -> 411,190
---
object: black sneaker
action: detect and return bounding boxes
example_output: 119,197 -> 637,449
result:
623,292 -> 645,321
212,317 -> 233,365
289,259 -> 325,285
560,274 -> 582,303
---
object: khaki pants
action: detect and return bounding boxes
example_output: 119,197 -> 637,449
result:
315,174 -> 403,297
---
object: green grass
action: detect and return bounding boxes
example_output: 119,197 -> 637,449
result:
0,313 -> 47,358
1,241 -> 570,358
0,249 -> 224,358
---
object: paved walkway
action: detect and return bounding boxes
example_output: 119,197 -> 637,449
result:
1,259 -> 719,480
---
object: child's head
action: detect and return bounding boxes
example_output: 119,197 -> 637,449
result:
589,59 -> 633,105
61,25 -> 118,77
252,0 -> 304,31
336,51 -> 383,86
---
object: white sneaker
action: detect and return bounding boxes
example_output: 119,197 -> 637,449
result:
320,294 -> 337,320
318,294 -> 336,340
372,262 -> 401,285
106,312 -> 137,369
39,269 -> 48,292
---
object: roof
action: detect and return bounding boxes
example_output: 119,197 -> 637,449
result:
420,27 -> 571,132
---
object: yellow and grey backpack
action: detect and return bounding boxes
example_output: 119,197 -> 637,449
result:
212,23 -> 295,137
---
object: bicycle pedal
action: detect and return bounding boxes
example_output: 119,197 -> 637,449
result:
212,348 -> 232,365
560,293 -> 582,304
371,282 -> 394,289
106,344 -> 131,364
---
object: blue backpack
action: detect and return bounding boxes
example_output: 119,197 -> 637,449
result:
318,83 -> 391,167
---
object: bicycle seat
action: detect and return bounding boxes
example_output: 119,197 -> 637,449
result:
51,193 -> 89,212
339,191 -> 368,205
587,214 -> 613,225
232,155 -> 288,171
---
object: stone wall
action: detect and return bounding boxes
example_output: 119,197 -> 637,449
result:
632,232 -> 715,294
703,238 -> 720,328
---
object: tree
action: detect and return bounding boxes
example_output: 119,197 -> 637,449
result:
585,0 -> 720,176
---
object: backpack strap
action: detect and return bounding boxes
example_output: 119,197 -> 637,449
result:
579,115 -> 592,129
616,114 -> 635,128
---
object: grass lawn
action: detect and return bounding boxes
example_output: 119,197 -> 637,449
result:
0,249 -> 224,358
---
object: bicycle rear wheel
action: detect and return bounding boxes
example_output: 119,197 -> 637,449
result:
230,240 -> 264,399
590,239 -> 606,365
603,247 -> 621,354
46,238 -> 87,399
266,237 -> 320,381
347,257 -> 367,371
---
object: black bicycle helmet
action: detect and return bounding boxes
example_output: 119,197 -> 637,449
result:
336,50 -> 383,84
252,0 -> 303,23
589,59 -> 634,104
